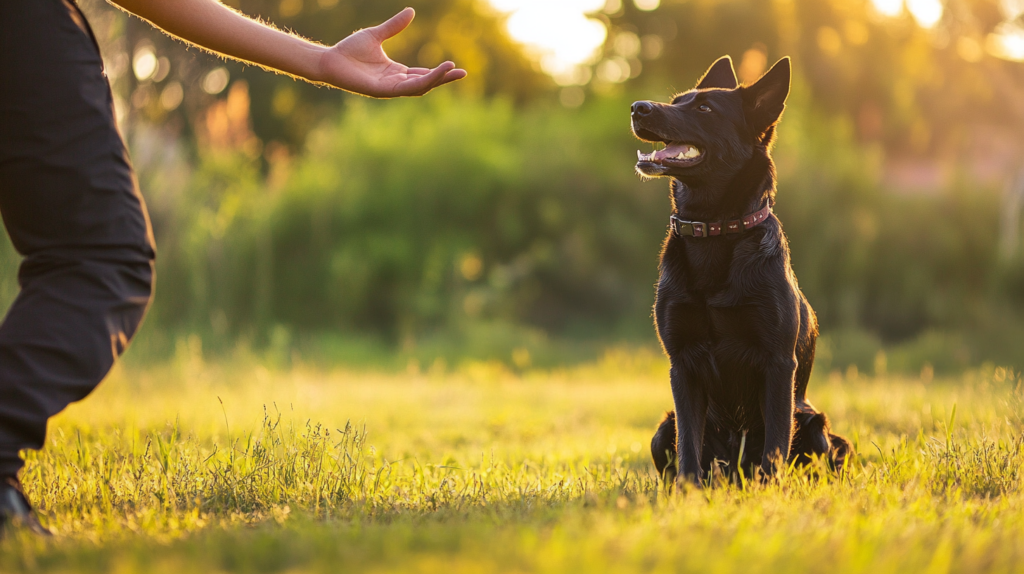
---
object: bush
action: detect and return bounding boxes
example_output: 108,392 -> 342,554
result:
2,93 -> 1021,369
146,95 -> 668,344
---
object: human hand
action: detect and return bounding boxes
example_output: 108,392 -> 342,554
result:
317,8 -> 467,98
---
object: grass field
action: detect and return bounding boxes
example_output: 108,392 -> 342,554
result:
3,345 -> 1024,573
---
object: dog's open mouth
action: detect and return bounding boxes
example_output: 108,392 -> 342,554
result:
635,142 -> 704,176
637,143 -> 703,165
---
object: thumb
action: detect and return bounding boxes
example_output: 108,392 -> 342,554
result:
371,7 -> 415,42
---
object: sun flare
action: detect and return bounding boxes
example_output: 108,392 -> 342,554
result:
906,0 -> 943,28
488,0 -> 608,82
870,0 -> 903,17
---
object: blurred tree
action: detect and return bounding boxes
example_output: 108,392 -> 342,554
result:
85,0 -> 1024,170
80,0 -> 549,150
54,0 -> 1024,367
597,0 -> 1024,167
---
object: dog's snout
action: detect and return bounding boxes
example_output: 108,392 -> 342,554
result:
631,101 -> 654,117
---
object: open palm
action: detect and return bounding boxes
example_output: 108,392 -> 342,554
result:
318,8 -> 466,98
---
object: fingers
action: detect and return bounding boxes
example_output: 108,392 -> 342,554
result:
399,61 -> 454,92
371,7 -> 415,42
424,69 -> 467,92
406,67 -> 465,80
385,62 -> 466,96
439,69 -> 468,84
363,61 -> 465,98
422,64 -> 466,90
412,68 -> 466,95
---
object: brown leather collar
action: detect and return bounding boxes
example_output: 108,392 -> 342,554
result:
670,203 -> 773,238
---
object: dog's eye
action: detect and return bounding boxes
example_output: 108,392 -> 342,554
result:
698,104 -> 712,113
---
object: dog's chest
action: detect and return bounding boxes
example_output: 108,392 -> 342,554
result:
656,239 -> 769,364
676,241 -> 734,292
659,239 -> 744,306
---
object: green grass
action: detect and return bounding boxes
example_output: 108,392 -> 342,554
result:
4,346 -> 1024,573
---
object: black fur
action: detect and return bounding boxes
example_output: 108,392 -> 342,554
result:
632,56 -> 852,484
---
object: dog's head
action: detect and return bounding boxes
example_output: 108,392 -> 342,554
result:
631,56 -> 791,183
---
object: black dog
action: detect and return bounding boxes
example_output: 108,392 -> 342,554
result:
631,56 -> 852,484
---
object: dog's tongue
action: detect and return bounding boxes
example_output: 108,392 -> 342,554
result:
654,143 -> 701,161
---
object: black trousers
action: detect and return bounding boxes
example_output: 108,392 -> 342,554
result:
0,0 -> 155,476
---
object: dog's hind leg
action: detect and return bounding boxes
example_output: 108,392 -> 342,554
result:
790,410 -> 831,465
828,432 -> 854,471
651,411 -> 677,482
790,409 -> 855,471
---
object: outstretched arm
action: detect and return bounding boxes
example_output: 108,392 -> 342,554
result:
108,0 -> 466,98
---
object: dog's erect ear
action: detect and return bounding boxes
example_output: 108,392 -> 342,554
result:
695,56 -> 738,90
741,57 -> 791,136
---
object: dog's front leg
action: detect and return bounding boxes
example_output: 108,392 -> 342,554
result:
671,362 -> 708,485
760,356 -> 796,476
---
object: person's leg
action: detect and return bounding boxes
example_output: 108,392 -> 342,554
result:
0,258 -> 153,476
0,0 -> 156,479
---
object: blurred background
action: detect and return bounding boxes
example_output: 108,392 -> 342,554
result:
4,0 -> 1024,376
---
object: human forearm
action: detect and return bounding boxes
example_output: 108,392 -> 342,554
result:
109,0 -> 327,81
109,0 -> 465,97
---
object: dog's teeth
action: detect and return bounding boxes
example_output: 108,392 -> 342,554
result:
637,150 -> 643,160
674,146 -> 701,160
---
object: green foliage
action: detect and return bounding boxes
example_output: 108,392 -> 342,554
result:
53,0 -> 1024,372
609,0 -> 1022,157
127,93 -> 1024,369
0,90 -> 1019,370
778,104 -> 999,337
146,95 -> 665,343
78,0 -> 549,149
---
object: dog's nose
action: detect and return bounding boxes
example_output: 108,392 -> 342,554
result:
631,101 -> 654,117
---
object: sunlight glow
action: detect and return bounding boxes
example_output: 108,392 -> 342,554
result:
956,36 -> 984,62
133,46 -> 157,81
160,82 -> 184,111
596,57 -> 630,83
202,67 -> 230,95
1000,0 -> 1024,19
987,21 -> 1024,62
489,0 -> 607,81
906,0 -> 943,28
870,0 -> 903,17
